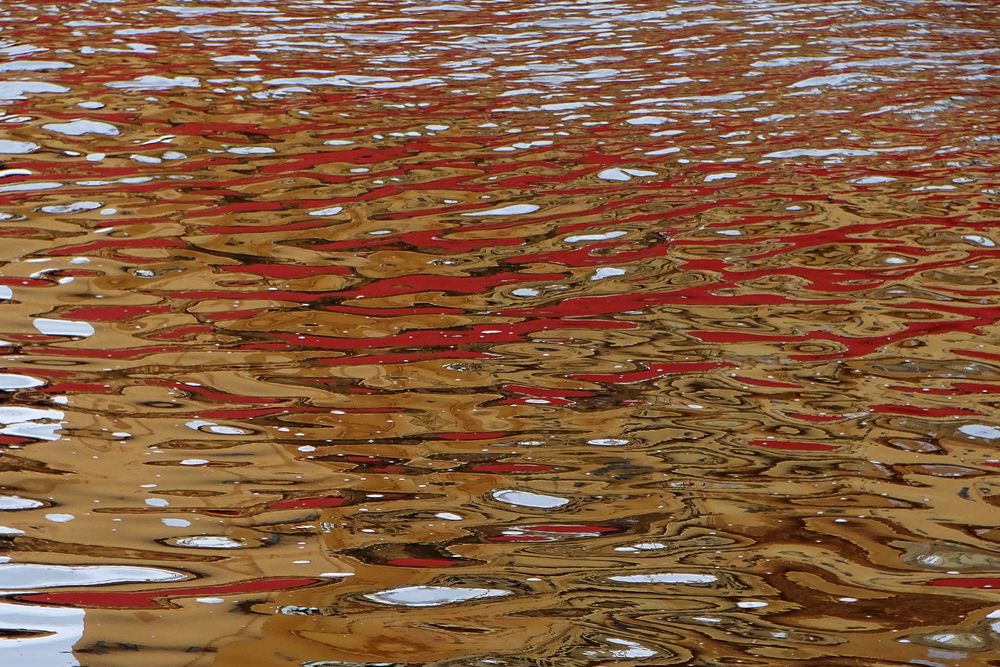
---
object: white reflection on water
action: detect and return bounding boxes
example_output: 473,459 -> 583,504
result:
0,602 -> 85,667
0,563 -> 185,589
365,585 -> 510,607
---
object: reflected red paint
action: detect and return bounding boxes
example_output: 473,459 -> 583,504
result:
2,1 -> 996,660
150,380 -> 281,405
949,383 -> 1000,394
693,311 -> 997,360
750,440 -> 838,451
370,465 -> 409,474
733,376 -> 802,389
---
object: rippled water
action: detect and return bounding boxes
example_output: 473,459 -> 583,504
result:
1,1 -> 999,665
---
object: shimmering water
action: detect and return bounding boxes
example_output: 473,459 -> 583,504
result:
1,1 -> 999,665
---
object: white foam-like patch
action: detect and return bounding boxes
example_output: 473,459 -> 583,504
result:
227,146 -> 275,155
0,182 -> 63,194
962,234 -> 995,248
0,61 -> 74,72
174,536 -> 244,549
627,116 -> 669,125
185,420 -> 250,435
789,73 -> 890,89
0,406 -> 65,441
365,585 -> 510,607
609,573 -> 717,585
0,374 -> 45,391
598,167 -> 656,181
462,204 -> 539,216
959,424 -> 1000,440
43,120 -> 119,136
180,459 -> 209,466
0,602 -> 85,667
591,267 -> 626,281
752,56 -> 838,68
309,206 -> 343,216
267,75 -> 441,89
0,495 -> 45,510
33,318 -> 95,337
40,201 -> 103,214
737,600 -> 768,608
755,114 -> 795,123
565,231 -> 627,243
401,3 -> 474,11
0,563 -> 185,589
106,75 -> 200,90
705,172 -> 738,182
212,55 -> 260,63
492,489 -> 569,509
0,140 -> 40,154
605,637 -> 657,659
0,81 -> 69,100
646,147 -> 680,155
588,438 -> 628,446
766,148 -> 875,159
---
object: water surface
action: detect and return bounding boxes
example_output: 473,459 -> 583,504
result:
1,1 -> 999,665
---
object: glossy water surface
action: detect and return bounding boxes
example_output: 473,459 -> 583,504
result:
1,1 -> 999,665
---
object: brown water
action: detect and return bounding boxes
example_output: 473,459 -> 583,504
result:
1,1 -> 999,665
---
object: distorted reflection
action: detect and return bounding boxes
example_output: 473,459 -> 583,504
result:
0,0 -> 998,665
